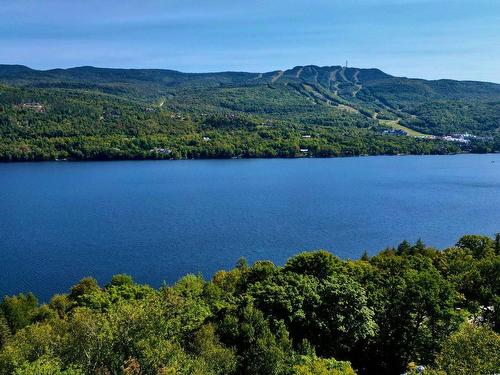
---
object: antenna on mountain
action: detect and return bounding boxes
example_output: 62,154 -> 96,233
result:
345,60 -> 348,68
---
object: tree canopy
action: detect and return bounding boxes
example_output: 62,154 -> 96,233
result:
0,234 -> 499,374
1,65 -> 499,161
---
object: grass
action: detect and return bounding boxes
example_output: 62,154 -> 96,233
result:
379,119 -> 429,137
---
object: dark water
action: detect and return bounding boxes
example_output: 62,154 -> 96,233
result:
1,154 -> 499,301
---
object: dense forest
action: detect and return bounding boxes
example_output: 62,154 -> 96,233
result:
1,65 -> 499,161
1,234 -> 499,374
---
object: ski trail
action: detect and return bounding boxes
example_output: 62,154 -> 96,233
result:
303,84 -> 332,106
271,70 -> 283,83
339,67 -> 348,82
296,67 -> 303,79
353,69 -> 360,83
352,69 -> 362,97
328,69 -> 339,95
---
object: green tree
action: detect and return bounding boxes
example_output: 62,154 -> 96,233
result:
68,277 -> 100,303
412,238 -> 426,253
0,323 -> 56,375
397,240 -> 412,255
249,272 -> 321,345
284,250 -> 342,280
189,324 -> 237,375
292,355 -> 356,375
0,313 -> 10,350
13,356 -> 83,375
364,256 -> 462,373
435,324 -> 500,375
0,293 -> 38,332
495,233 -> 500,255
244,260 -> 277,285
217,298 -> 293,375
1,234 -> 498,374
49,295 -> 70,318
315,274 -> 377,357
109,273 -> 134,286
456,235 -> 495,259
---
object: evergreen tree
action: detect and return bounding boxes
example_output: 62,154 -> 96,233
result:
495,233 -> 500,255
397,240 -> 412,255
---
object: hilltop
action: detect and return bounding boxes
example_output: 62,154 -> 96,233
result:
0,64 -> 499,160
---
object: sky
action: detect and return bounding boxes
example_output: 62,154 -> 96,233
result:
1,0 -> 499,82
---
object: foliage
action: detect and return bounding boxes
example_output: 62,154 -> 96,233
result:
1,64 -> 498,161
0,234 -> 499,374
434,324 -> 500,375
293,355 -> 357,375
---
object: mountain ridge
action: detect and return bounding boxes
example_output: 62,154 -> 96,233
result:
1,63 -> 500,85
0,63 -> 499,161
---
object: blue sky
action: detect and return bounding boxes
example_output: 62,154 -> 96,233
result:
1,0 -> 499,82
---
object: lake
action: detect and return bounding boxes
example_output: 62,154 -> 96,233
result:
1,154 -> 499,301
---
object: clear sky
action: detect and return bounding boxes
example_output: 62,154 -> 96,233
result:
1,0 -> 499,82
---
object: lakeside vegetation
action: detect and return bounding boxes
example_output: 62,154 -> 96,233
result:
1,65 -> 499,161
1,234 -> 499,374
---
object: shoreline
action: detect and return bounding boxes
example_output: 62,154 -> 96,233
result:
1,150 -> 498,163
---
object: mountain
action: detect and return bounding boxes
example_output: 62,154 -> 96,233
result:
0,64 -> 499,161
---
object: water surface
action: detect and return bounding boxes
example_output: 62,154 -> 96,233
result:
1,154 -> 499,300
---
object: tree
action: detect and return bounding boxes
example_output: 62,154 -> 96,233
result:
0,293 -> 38,332
473,255 -> 500,330
436,246 -> 499,330
13,356 -> 83,375
315,274 -> 377,357
456,235 -> 495,259
495,233 -> 500,255
435,324 -> 500,375
0,323 -> 56,375
110,274 -> 133,287
292,355 -> 356,375
284,250 -> 342,280
0,313 -> 10,350
189,324 -> 237,375
363,256 -> 462,374
249,272 -> 321,345
412,238 -> 426,254
397,240 -> 412,255
49,295 -> 70,319
216,298 -> 293,375
250,269 -> 376,360
69,277 -> 100,303
0,235 -> 498,374
244,260 -> 277,285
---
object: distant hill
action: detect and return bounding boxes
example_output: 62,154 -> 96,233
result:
0,64 -> 499,161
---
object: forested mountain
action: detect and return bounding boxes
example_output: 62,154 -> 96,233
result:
1,234 -> 499,374
1,64 -> 499,161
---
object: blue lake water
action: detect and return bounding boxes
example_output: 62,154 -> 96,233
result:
1,154 -> 500,301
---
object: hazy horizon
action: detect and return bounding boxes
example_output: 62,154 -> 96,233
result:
1,0 -> 499,83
